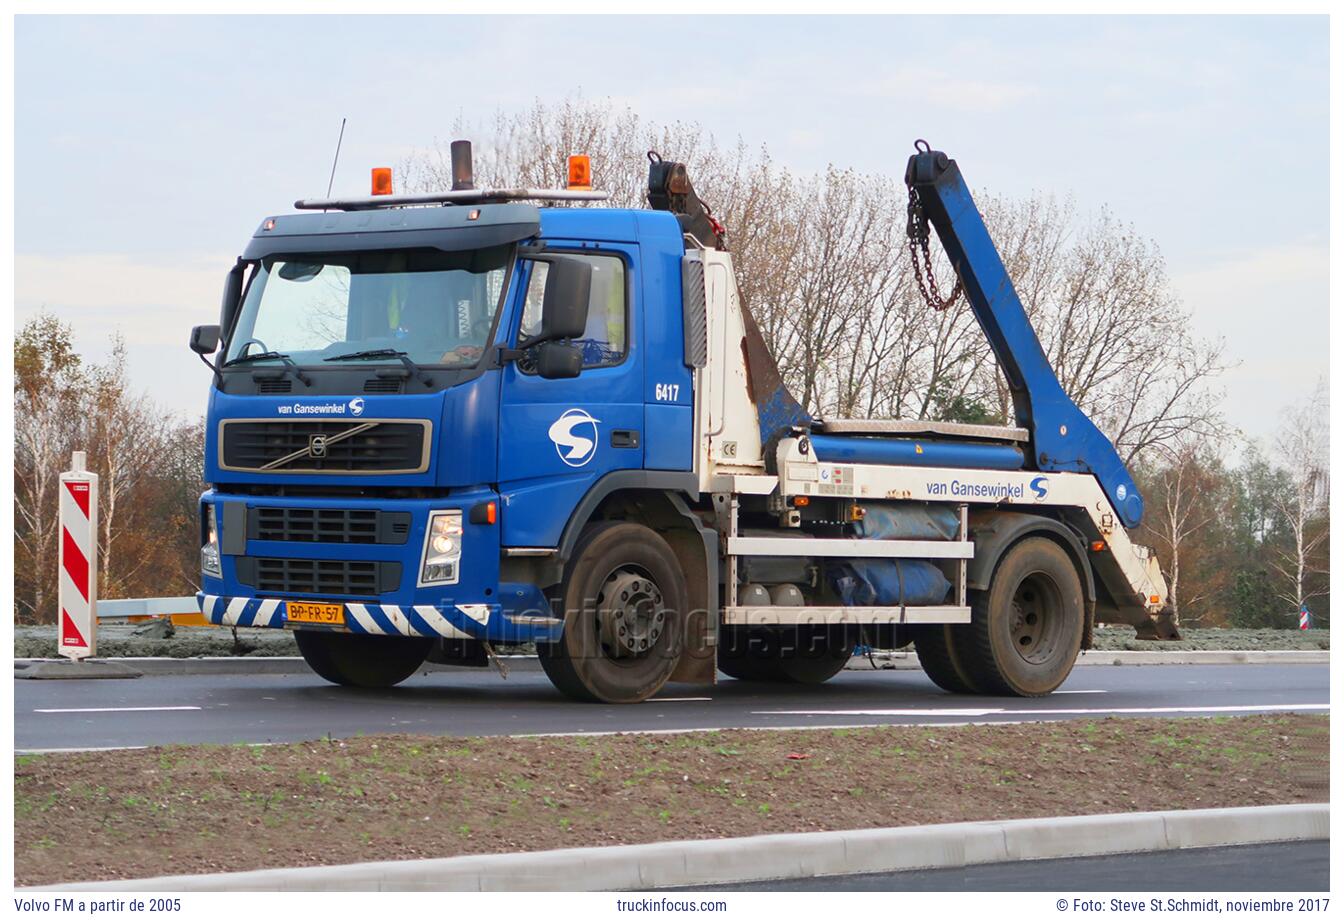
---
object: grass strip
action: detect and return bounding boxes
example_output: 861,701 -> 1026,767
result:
15,713 -> 1328,886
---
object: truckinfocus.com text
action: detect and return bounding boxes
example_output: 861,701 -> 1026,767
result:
614,899 -> 729,912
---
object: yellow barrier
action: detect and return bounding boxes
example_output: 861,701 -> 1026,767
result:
122,613 -> 215,627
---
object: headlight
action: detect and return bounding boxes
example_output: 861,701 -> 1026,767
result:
201,504 -> 221,577
420,510 -> 463,585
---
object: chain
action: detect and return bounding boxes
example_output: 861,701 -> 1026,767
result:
906,184 -> 962,311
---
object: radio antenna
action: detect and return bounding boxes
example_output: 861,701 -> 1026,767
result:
325,117 -> 347,199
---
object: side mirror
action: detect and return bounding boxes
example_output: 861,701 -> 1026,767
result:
528,255 -> 592,344
190,324 -> 221,355
220,259 -> 247,331
536,342 -> 582,380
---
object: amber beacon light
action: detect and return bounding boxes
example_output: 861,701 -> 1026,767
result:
371,167 -> 394,196
567,155 -> 592,190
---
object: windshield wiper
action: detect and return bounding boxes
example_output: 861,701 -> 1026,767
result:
324,348 -> 408,362
324,349 -> 432,388
224,351 -> 311,387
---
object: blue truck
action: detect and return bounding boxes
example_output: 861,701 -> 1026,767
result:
189,140 -> 1173,703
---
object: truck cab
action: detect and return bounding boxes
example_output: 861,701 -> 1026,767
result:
192,142 -> 1171,703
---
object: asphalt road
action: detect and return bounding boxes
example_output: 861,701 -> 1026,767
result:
13,662 -> 1327,752
680,841 -> 1330,891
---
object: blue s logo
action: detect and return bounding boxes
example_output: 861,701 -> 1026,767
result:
1030,476 -> 1049,500
548,408 -> 601,467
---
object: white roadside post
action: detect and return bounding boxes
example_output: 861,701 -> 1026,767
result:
58,450 -> 99,660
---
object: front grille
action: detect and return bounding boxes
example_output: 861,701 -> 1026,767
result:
257,379 -> 293,394
251,507 -> 411,544
220,420 -> 430,473
235,557 -> 401,596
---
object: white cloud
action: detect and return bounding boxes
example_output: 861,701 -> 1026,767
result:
844,64 -> 1039,114
14,251 -> 230,346
1172,240 -> 1329,438
1175,241 -> 1328,296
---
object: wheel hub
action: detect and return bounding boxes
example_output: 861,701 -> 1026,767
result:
596,570 -> 666,658
1010,592 -> 1043,654
1008,574 -> 1062,665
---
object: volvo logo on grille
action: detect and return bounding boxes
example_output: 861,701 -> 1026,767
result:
223,418 -> 429,474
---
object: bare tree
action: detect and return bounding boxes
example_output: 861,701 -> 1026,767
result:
1138,439 -> 1227,625
13,315 -> 85,624
1268,382 -> 1330,621
13,315 -> 206,622
404,95 -> 1226,463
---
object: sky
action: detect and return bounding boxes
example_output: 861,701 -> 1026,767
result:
14,15 -> 1330,444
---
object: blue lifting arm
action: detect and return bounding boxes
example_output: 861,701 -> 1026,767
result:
904,142 -> 1144,529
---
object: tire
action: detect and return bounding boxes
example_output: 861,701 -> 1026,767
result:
294,630 -> 432,689
717,625 -> 854,685
774,625 -> 856,684
913,625 -> 982,694
717,627 -> 784,682
538,522 -> 687,703
961,536 -> 1085,697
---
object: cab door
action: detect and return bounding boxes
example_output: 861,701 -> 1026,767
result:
496,243 -> 642,548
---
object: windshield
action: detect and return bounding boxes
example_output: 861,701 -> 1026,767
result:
225,245 -> 512,367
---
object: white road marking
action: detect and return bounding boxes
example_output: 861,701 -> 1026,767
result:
17,746 -> 150,755
17,740 -> 287,755
33,706 -> 203,714
650,697 -> 714,703
756,703 -> 1329,717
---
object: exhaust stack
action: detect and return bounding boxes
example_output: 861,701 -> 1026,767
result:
450,140 -> 475,191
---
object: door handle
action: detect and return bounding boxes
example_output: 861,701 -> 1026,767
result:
611,429 -> 640,449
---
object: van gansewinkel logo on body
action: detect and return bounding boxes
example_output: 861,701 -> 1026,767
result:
548,408 -> 601,467
275,397 -> 366,417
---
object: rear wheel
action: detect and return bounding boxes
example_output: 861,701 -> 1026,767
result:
774,625 -> 856,684
538,522 -> 687,703
717,625 -> 855,685
961,537 -> 1085,696
913,625 -> 982,694
294,630 -> 432,688
717,627 -> 784,682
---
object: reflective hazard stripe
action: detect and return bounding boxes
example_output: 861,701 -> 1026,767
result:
58,472 -> 98,659
413,605 -> 472,639
253,599 -> 281,628
345,603 -> 379,634
200,595 -> 495,640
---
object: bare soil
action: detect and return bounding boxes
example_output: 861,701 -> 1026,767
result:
14,714 -> 1328,887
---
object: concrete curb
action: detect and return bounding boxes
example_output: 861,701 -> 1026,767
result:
13,659 -> 143,680
15,649 -> 1326,678
846,649 -> 1329,670
30,803 -> 1327,892
12,656 -> 545,677
1078,649 -> 1330,666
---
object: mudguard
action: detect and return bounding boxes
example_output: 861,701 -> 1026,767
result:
967,510 -> 1096,648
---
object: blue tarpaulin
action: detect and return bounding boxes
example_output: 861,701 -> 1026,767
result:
830,559 -> 950,607
854,503 -> 960,541
830,503 -> 955,607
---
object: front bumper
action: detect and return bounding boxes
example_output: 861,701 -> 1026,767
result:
199,593 -> 562,643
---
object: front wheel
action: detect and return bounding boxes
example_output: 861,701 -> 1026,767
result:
294,630 -> 432,688
538,522 -> 687,703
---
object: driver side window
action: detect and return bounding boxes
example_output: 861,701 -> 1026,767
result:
519,253 -> 627,373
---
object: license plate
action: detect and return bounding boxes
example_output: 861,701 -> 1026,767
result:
286,602 -> 345,626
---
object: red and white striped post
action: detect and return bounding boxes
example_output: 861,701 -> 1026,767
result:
58,450 -> 98,660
